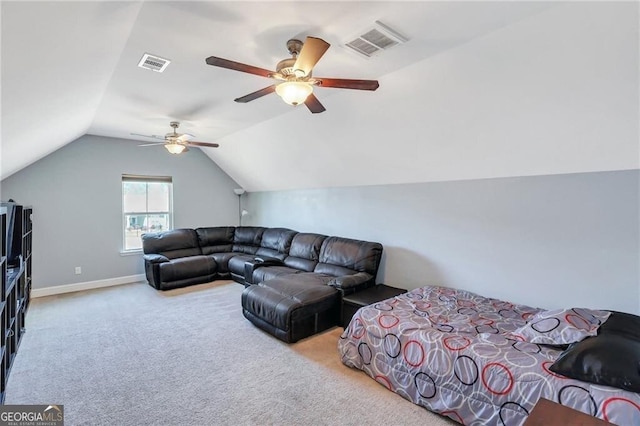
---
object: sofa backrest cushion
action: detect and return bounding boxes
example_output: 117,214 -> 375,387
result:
233,226 -> 265,254
195,227 -> 235,254
255,228 -> 298,260
142,228 -> 202,259
284,233 -> 327,272
314,236 -> 383,277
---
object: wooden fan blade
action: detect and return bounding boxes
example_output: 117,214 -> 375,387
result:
138,142 -> 166,147
205,56 -> 274,78
186,141 -> 220,148
304,93 -> 326,114
294,37 -> 330,77
315,78 -> 379,91
234,85 -> 276,103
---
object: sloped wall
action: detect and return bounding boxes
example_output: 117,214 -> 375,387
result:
0,135 -> 239,289
207,2 -> 638,192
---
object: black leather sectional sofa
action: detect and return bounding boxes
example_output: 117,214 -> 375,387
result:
142,226 -> 383,342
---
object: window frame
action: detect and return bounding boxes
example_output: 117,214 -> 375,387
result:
121,174 -> 174,253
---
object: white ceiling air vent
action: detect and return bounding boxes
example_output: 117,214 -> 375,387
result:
137,53 -> 171,72
345,21 -> 408,58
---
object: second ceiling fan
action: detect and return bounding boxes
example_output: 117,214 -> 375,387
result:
205,36 -> 379,113
132,121 -> 219,154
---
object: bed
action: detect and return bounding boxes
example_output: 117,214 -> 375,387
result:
339,285 -> 640,425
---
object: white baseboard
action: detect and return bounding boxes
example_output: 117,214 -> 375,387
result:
31,274 -> 146,298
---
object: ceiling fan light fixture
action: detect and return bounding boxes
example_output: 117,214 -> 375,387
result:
275,81 -> 313,106
165,143 -> 186,154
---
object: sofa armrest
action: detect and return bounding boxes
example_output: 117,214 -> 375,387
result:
143,254 -> 170,264
143,254 -> 169,290
253,255 -> 283,264
327,272 -> 373,292
244,256 -> 285,285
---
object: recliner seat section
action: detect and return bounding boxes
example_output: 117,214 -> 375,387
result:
142,228 -> 218,290
246,232 -> 326,284
195,226 -> 235,276
313,236 -> 381,294
227,227 -> 296,282
225,226 -> 266,282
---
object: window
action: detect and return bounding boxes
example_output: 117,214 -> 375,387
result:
122,175 -> 173,251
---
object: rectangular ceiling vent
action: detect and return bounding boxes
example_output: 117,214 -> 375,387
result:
345,21 -> 408,58
137,53 -> 171,72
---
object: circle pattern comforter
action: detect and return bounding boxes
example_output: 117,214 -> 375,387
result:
338,285 -> 640,425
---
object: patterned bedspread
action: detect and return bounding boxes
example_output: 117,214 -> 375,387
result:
339,285 -> 640,425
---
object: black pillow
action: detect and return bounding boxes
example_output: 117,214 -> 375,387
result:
598,311 -> 640,339
549,311 -> 640,393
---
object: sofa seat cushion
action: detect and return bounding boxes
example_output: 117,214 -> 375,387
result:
228,254 -> 256,276
208,252 -> 238,273
252,265 -> 302,283
314,263 -> 358,277
262,272 -> 333,291
158,255 -> 217,283
242,274 -> 339,332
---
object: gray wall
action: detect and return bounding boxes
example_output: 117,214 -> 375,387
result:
245,170 -> 639,315
0,135 -> 239,289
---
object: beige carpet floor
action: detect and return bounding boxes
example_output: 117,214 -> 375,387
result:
5,280 -> 456,425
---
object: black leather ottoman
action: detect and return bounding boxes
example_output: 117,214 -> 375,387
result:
241,273 -> 341,343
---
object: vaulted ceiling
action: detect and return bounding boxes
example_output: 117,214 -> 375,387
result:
2,1 -> 638,190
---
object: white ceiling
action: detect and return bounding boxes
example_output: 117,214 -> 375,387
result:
2,1 -> 637,189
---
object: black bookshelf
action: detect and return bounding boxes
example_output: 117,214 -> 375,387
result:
0,207 -> 6,403
0,205 -> 32,403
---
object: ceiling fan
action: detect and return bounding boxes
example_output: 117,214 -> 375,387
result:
205,36 -> 379,113
131,121 -> 219,154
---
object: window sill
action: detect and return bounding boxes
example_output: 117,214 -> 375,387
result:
120,250 -> 143,257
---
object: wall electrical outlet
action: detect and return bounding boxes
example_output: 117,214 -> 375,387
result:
75,267 -> 82,275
